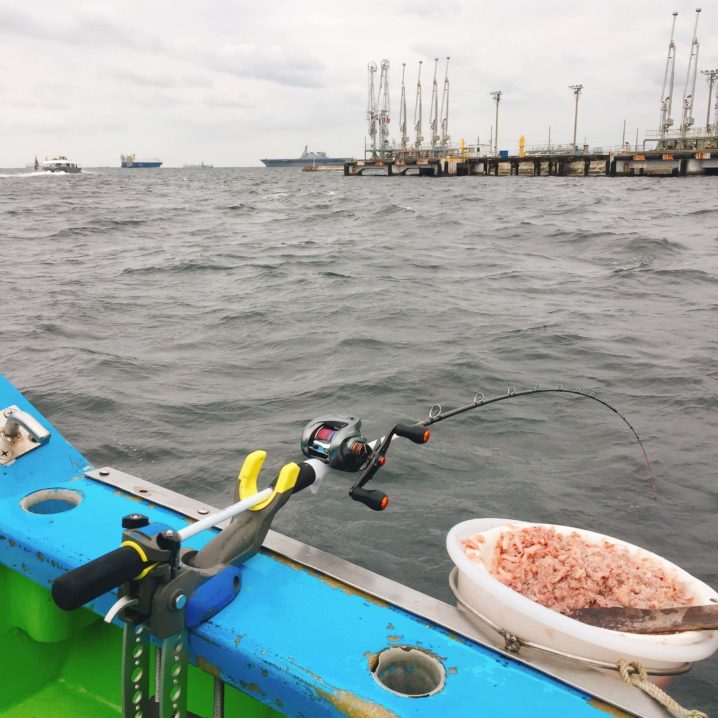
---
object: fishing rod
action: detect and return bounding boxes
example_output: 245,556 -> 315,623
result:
300,386 -> 656,511
51,384 -> 656,718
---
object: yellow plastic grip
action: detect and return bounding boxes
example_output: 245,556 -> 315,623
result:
238,450 -> 300,511
120,540 -> 157,580
237,450 -> 267,500
121,540 -> 148,563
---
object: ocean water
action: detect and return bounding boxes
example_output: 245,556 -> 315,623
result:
2,166 -> 717,712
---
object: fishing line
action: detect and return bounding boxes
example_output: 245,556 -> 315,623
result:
418,386 -> 657,498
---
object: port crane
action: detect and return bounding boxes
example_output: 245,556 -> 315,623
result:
679,7 -> 701,137
658,11 -> 678,140
413,60 -> 424,150
439,57 -> 451,151
377,59 -> 391,156
700,68 -> 718,134
429,58 -> 440,150
399,63 -> 409,152
367,61 -> 378,157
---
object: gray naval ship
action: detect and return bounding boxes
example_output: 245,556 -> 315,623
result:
260,144 -> 351,167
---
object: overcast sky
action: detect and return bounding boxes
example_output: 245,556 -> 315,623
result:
1,0 -> 716,167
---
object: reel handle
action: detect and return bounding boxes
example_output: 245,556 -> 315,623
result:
350,487 -> 389,511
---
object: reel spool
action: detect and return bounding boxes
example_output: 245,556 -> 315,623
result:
300,416 -> 370,471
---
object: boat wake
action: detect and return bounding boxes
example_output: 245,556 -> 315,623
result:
0,170 -> 74,178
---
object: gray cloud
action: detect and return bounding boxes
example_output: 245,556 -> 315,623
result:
398,0 -> 465,19
203,45 -> 326,88
1,0 -> 716,166
112,70 -> 213,90
203,96 -> 256,110
0,6 -> 163,51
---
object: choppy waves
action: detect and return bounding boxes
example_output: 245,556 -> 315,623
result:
2,167 -> 717,712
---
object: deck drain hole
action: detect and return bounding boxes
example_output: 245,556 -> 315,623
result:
20,488 -> 83,514
371,646 -> 445,698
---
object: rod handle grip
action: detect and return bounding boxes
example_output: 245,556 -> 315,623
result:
292,462 -> 317,493
51,545 -> 148,611
395,423 -> 430,444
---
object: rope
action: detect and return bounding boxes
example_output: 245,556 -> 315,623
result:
618,660 -> 709,718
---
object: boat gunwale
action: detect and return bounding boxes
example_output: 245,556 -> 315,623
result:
83,465 -> 668,718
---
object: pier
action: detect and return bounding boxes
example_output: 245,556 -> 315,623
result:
354,9 -> 718,182
344,149 -> 718,178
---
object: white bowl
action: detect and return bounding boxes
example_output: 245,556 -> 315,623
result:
446,518 -> 718,672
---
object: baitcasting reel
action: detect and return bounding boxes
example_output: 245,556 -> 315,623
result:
300,415 -> 371,471
301,415 -> 431,510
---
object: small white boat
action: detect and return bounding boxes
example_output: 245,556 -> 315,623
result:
38,156 -> 81,173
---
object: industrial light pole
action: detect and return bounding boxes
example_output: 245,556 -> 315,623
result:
490,91 -> 502,155
701,69 -> 718,131
569,84 -> 583,151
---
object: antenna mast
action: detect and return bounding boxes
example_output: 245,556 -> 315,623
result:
367,61 -> 378,157
399,63 -> 409,151
429,58 -> 440,150
680,7 -> 702,137
439,56 -> 451,151
413,61 -> 423,150
659,12 -> 678,140
377,59 -> 391,156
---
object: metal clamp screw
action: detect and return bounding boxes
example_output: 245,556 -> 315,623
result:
173,594 -> 187,611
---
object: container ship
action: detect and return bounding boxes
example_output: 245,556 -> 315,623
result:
260,145 -> 351,167
120,153 -> 162,168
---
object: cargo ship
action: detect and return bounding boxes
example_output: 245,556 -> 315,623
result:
120,153 -> 162,168
260,145 -> 351,167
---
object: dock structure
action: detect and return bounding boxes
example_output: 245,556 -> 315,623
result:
352,9 -> 718,181
345,149 -> 718,177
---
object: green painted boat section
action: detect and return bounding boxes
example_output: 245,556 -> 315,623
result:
0,564 -> 283,718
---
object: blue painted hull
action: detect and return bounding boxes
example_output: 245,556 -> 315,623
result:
0,374 -> 650,717
120,161 -> 162,168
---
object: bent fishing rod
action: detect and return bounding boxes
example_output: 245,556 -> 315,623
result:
49,383 -> 656,718
51,387 -> 654,613
300,386 -> 655,511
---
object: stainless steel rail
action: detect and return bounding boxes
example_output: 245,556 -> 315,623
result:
86,466 -> 674,718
